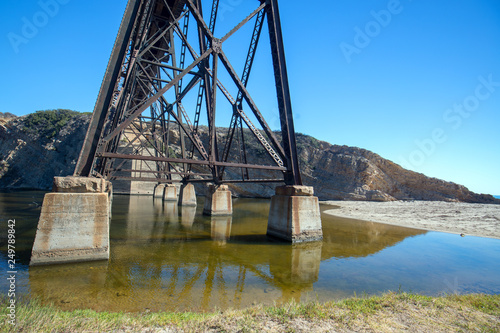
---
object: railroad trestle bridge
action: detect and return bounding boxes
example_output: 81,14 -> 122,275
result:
30,0 -> 323,266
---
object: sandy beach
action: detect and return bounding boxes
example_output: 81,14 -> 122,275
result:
322,200 -> 500,240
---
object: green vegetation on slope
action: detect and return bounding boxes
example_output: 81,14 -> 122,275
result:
21,109 -> 82,140
1,293 -> 499,332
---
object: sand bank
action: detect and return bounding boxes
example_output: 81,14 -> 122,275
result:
322,201 -> 500,239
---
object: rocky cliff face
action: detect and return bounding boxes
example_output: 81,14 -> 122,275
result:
294,135 -> 498,203
0,111 -> 89,189
1,111 -> 498,204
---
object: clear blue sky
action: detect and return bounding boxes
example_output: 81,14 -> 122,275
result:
1,0 -> 499,196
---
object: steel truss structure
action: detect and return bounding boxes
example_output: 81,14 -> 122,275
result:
75,0 -> 303,186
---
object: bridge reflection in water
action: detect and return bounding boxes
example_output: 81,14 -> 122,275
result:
28,195 -> 426,312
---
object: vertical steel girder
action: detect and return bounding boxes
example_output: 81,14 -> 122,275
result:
74,0 -> 142,177
265,0 -> 302,186
74,0 -> 303,186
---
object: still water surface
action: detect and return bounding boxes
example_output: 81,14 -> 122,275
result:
1,191 -> 499,312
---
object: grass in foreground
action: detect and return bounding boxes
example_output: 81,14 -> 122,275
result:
1,293 -> 499,332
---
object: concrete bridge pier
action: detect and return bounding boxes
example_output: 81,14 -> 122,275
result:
179,183 -> 197,206
163,184 -> 178,202
203,184 -> 232,216
30,177 -> 112,266
153,184 -> 165,198
267,185 -> 323,243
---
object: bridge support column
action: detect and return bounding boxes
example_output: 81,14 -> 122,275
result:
267,185 -> 323,243
163,184 -> 178,202
30,177 -> 112,266
153,184 -> 165,198
203,184 -> 232,216
179,183 -> 197,206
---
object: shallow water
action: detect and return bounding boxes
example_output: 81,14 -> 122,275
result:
1,191 -> 499,312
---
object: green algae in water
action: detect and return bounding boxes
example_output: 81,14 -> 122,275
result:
1,192 -> 499,313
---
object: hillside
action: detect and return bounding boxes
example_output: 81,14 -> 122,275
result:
0,110 -> 89,189
0,110 -> 498,204
295,134 -> 499,203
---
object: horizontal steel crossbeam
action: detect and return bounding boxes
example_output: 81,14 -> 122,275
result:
75,0 -> 302,187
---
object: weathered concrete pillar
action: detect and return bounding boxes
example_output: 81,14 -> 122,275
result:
163,184 -> 178,202
267,185 -> 322,243
30,177 -> 112,266
203,184 -> 232,216
179,183 -> 197,206
153,184 -> 165,198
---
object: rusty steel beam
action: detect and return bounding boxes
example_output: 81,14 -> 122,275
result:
76,0 -> 303,187
101,48 -> 213,144
74,0 -> 142,177
265,0 -> 302,186
111,168 -> 212,176
111,176 -> 185,183
98,152 -> 287,171
218,179 -> 284,184
111,176 -> 283,184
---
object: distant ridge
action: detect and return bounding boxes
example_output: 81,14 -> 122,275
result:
1,110 -> 499,204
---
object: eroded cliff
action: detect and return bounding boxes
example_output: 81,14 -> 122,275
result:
0,110 -> 89,189
0,111 -> 497,204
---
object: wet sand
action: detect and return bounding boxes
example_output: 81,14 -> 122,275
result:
322,201 -> 500,239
